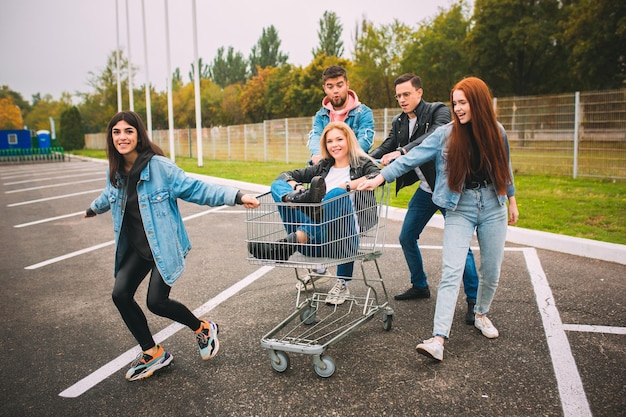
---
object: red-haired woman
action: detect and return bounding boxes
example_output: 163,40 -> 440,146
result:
359,77 -> 519,361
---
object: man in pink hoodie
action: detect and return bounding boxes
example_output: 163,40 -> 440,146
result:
307,66 -> 375,165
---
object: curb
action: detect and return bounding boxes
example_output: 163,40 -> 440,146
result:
190,173 -> 626,266
71,156 -> 625,266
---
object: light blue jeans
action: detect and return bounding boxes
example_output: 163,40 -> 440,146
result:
433,185 -> 508,338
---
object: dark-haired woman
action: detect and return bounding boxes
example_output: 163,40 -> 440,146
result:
359,77 -> 519,361
85,111 -> 259,380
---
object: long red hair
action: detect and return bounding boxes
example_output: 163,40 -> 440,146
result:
446,77 -> 511,195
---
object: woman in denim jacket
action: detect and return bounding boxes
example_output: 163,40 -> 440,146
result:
85,111 -> 259,380
360,77 -> 519,361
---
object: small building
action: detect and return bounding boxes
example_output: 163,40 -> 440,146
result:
0,129 -> 32,150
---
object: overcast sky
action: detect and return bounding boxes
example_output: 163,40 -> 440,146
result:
1,0 -> 458,102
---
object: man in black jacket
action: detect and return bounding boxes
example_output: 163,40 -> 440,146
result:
369,73 -> 479,324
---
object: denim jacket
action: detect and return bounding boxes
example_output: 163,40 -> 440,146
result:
381,122 -> 515,210
307,104 -> 375,156
90,155 -> 238,285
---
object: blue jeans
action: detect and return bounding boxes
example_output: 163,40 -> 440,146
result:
399,188 -> 478,303
433,185 -> 508,338
271,180 -> 357,279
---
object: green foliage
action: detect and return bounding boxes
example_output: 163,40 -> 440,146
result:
59,106 -> 84,150
561,0 -> 626,90
467,0 -> 570,96
188,57 -> 210,83
210,46 -> 248,88
23,94 -> 71,132
402,2 -> 471,101
312,11 -> 345,58
248,25 -> 289,77
9,4 -> 625,138
353,19 -> 414,108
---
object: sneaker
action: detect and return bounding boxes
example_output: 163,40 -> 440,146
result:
474,315 -> 499,338
325,279 -> 350,305
196,319 -> 220,360
416,337 -> 444,361
394,285 -> 430,301
125,345 -> 173,381
296,269 -> 331,292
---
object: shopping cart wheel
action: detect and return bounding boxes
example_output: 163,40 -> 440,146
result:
313,354 -> 335,378
382,311 -> 393,331
269,350 -> 290,373
299,306 -> 316,325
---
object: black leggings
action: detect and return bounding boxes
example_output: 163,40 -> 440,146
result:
112,248 -> 201,351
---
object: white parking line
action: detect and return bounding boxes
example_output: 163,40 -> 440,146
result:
7,189 -> 101,207
562,324 -> 626,335
58,265 -> 274,398
390,243 -> 595,417
14,211 -> 85,228
5,178 -> 103,193
23,206 -> 229,269
3,171 -> 101,185
523,247 -> 592,417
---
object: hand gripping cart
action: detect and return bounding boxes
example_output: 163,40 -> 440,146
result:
245,184 -> 394,377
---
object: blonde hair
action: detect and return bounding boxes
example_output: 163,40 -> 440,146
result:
320,121 -> 373,166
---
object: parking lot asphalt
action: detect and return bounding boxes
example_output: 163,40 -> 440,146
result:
0,159 -> 624,417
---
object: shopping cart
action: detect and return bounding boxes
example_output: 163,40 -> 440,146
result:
245,184 -> 393,377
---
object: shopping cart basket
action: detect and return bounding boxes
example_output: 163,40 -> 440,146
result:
245,184 -> 393,377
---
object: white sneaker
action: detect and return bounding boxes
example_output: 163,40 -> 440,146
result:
474,315 -> 499,338
296,269 -> 331,292
324,279 -> 350,305
416,337 -> 444,361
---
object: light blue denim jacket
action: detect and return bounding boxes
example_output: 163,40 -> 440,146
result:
90,155 -> 239,285
307,103 -> 375,156
381,122 -> 515,210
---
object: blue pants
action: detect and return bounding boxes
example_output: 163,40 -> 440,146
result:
399,187 -> 479,303
271,180 -> 358,279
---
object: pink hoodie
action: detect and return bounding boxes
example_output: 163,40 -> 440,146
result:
322,90 -> 361,122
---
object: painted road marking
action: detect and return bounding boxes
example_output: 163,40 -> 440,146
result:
4,178 -> 103,193
7,189 -> 101,207
24,206 -> 228,269
58,265 -> 274,398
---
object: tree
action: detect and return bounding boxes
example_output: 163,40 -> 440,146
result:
560,0 -> 626,90
312,11 -> 344,58
0,95 -> 24,129
59,106 -> 84,150
240,66 -> 278,122
352,19 -> 413,108
283,54 -> 353,118
466,0 -> 569,96
188,57 -> 210,83
221,83 -> 246,125
23,93 -> 72,132
401,2 -> 472,101
248,25 -> 289,76
78,50 -> 131,133
210,46 -> 248,88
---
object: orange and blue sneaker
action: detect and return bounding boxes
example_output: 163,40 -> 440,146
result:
125,344 -> 173,381
195,319 -> 220,360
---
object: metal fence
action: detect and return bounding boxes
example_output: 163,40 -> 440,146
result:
84,89 -> 626,179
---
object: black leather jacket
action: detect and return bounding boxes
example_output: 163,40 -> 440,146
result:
276,156 -> 380,184
370,100 -> 450,194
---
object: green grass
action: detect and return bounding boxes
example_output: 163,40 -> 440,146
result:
71,150 -> 626,245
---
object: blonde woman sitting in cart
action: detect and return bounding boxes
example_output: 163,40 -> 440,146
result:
248,121 -> 380,305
